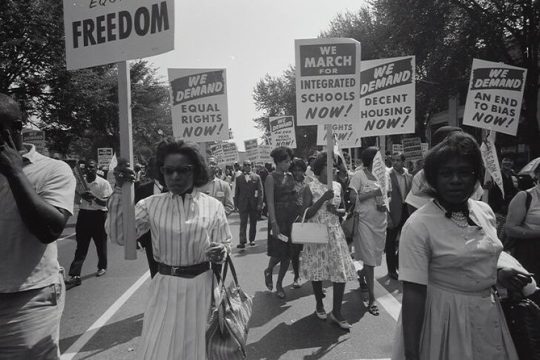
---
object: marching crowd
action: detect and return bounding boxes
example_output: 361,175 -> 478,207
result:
1,90 -> 540,360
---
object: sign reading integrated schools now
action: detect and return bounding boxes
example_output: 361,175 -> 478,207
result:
169,69 -> 229,142
295,38 -> 361,126
269,116 -> 296,148
359,56 -> 415,136
63,0 -> 174,70
463,59 -> 526,136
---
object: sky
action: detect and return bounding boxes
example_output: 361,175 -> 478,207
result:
146,0 -> 367,151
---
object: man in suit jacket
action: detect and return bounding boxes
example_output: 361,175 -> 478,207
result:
386,152 -> 412,279
234,160 -> 263,249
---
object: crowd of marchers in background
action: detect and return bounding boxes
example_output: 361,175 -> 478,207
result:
3,87 -> 540,360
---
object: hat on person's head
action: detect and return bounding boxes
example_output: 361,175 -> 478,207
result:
243,160 -> 252,166
432,126 -> 463,147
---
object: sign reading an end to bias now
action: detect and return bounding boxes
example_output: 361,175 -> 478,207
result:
63,0 -> 174,70
269,116 -> 296,148
316,123 -> 362,148
463,59 -> 527,136
169,69 -> 229,142
295,38 -> 361,126
359,56 -> 415,136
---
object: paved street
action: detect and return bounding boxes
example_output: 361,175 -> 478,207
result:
58,211 -> 403,360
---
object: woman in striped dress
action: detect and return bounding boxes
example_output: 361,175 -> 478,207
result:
106,140 -> 231,360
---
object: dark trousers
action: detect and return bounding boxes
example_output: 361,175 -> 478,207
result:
385,204 -> 408,274
69,209 -> 108,276
239,207 -> 258,244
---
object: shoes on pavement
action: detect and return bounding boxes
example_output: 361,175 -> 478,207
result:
366,303 -> 380,316
315,309 -> 327,320
249,241 -> 256,247
328,312 -> 352,330
276,287 -> 286,299
388,272 -> 399,280
292,279 -> 301,288
264,269 -> 273,291
237,244 -> 246,250
65,276 -> 81,287
96,269 -> 107,277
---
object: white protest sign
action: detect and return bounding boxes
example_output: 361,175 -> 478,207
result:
63,0 -> 174,70
214,142 -> 238,167
316,124 -> 362,147
401,137 -> 423,161
244,139 -> 258,163
22,130 -> 47,155
269,116 -> 296,148
169,69 -> 229,142
372,151 -> 388,207
295,38 -> 361,126
97,147 -> 114,168
257,144 -> 273,164
359,56 -> 415,136
463,59 -> 526,136
392,144 -> 403,153
481,132 -> 505,199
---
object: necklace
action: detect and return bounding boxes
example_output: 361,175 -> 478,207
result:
449,211 -> 469,228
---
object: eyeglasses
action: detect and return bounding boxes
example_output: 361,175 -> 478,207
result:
161,165 -> 193,175
437,169 -> 476,180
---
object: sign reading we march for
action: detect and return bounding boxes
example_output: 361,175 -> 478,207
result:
295,38 -> 361,126
63,0 -> 174,70
169,69 -> 229,142
359,56 -> 416,136
463,59 -> 527,136
269,116 -> 296,148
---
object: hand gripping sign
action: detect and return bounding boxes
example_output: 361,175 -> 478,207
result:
463,59 -> 527,136
295,38 -> 361,126
169,69 -> 229,142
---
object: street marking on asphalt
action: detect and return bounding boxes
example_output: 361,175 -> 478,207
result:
58,233 -> 76,241
60,271 -> 150,360
374,279 -> 401,321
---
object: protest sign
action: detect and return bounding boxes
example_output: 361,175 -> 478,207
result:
257,144 -> 273,164
63,0 -> 174,70
22,130 -> 47,155
244,139 -> 259,163
372,151 -> 388,207
269,116 -> 296,148
480,132 -> 504,198
359,56 -> 415,137
463,59 -> 527,136
169,69 -> 229,142
316,124 -> 362,147
401,137 -> 423,161
392,144 -> 403,153
295,38 -> 361,126
97,148 -> 114,168
212,142 -> 238,167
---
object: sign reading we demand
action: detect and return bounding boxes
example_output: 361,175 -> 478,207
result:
169,69 -> 229,142
359,56 -> 415,136
63,0 -> 174,70
269,116 -> 296,148
463,59 -> 527,136
295,38 -> 361,126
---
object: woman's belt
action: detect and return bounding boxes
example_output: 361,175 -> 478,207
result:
158,262 -> 210,278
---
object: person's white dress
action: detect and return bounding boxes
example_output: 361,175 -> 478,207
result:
106,189 -> 232,360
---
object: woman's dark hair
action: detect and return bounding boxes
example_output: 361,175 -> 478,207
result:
361,147 -> 379,168
270,146 -> 294,164
312,152 -> 330,176
424,132 -> 483,193
155,139 -> 209,187
289,157 -> 307,172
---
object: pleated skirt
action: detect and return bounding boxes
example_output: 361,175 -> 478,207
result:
138,271 -> 213,360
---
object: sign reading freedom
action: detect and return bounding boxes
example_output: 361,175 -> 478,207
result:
63,0 -> 174,70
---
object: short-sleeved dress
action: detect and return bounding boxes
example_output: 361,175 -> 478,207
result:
392,199 -> 518,360
300,179 -> 356,282
350,169 -> 387,266
514,187 -> 540,284
267,171 -> 297,258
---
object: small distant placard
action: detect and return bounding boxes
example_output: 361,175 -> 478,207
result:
269,116 -> 296,148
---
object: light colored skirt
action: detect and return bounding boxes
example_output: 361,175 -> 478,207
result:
138,271 -> 213,360
353,201 -> 386,267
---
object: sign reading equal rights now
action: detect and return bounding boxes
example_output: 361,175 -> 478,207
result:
295,38 -> 361,126
63,0 -> 174,70
169,69 -> 229,142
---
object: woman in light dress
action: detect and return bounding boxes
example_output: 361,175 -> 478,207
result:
107,140 -> 231,360
301,152 -> 356,330
349,146 -> 387,316
393,132 -> 532,360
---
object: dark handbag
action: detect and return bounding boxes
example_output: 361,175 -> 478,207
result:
341,212 -> 357,245
500,293 -> 540,360
206,256 -> 253,360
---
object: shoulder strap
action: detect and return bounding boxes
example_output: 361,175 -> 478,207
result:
525,190 -> 532,214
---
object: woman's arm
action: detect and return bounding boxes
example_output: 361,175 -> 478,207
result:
356,187 -> 382,202
505,191 -> 540,239
265,175 -> 280,236
303,186 -> 333,220
402,281 -> 427,360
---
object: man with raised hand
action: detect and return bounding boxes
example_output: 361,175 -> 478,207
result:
0,93 -> 75,359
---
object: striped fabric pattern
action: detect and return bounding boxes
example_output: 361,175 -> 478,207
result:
105,189 -> 232,360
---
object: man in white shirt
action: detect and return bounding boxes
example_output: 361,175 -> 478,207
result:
198,157 -> 234,215
0,93 -> 76,359
66,159 -> 113,286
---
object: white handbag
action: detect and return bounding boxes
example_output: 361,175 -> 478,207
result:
291,209 -> 329,244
